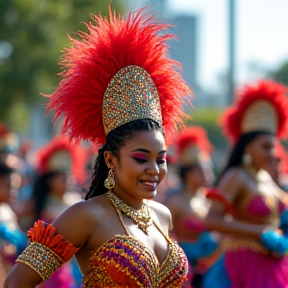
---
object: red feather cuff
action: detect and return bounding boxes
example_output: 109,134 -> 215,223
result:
206,188 -> 235,216
27,220 -> 79,261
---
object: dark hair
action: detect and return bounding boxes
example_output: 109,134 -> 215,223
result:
216,131 -> 271,185
32,171 -> 64,221
179,163 -> 200,182
0,163 -> 13,176
85,119 -> 163,200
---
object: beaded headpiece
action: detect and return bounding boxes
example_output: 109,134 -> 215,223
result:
221,80 -> 288,144
37,135 -> 87,183
175,126 -> 213,166
48,8 -> 192,144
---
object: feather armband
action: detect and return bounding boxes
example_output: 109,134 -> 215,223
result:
16,220 -> 79,281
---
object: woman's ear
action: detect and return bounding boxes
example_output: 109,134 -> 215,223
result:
104,151 -> 116,169
244,143 -> 252,156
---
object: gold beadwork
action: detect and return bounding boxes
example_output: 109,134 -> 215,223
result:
16,242 -> 63,281
241,100 -> 277,135
222,237 -> 269,255
104,169 -> 116,190
102,65 -> 162,135
106,190 -> 152,234
82,234 -> 188,287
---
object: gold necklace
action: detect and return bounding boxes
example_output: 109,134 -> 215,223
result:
106,190 -> 152,234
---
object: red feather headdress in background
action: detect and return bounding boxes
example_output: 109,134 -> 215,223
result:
221,80 -> 288,144
37,135 -> 87,183
174,126 -> 213,166
47,8 -> 192,145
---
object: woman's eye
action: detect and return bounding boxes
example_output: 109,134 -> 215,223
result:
157,158 -> 166,165
133,157 -> 147,163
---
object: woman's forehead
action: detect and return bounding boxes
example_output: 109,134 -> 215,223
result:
122,130 -> 166,152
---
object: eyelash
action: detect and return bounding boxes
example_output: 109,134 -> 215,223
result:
133,157 -> 147,164
132,157 -> 166,165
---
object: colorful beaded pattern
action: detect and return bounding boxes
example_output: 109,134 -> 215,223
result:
83,235 -> 188,287
102,65 -> 162,136
16,242 -> 64,281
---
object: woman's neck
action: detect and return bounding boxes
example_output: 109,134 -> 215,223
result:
111,189 -> 144,210
242,163 -> 260,179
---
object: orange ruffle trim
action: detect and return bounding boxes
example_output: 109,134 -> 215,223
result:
27,220 -> 79,261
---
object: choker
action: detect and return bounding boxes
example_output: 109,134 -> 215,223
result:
106,190 -> 152,234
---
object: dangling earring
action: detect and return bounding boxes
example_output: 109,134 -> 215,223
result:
104,169 -> 115,190
243,153 -> 252,166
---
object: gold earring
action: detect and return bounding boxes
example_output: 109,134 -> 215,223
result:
243,153 -> 252,166
104,169 -> 115,190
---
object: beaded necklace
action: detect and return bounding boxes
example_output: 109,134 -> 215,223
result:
106,190 -> 152,234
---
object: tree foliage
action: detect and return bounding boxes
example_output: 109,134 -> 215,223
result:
0,0 -> 124,130
269,61 -> 288,86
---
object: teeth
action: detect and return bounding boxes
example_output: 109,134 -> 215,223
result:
142,181 -> 157,186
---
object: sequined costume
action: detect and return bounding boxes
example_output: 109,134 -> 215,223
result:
83,203 -> 188,287
17,206 -> 188,288
204,172 -> 288,288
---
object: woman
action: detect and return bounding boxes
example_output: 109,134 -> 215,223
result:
12,136 -> 85,288
5,9 -> 192,288
166,126 -> 218,288
204,80 -> 288,288
0,163 -> 27,287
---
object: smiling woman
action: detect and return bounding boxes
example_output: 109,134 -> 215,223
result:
4,7 -> 192,288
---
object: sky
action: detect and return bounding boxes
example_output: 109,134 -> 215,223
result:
126,0 -> 288,91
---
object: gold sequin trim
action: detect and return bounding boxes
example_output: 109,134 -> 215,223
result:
16,242 -> 64,281
222,237 -> 269,255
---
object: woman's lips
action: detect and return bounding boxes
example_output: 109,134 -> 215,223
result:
140,180 -> 158,190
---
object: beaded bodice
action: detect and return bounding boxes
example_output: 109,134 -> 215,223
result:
82,233 -> 188,288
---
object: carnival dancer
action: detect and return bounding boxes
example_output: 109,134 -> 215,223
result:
0,163 -> 27,286
166,126 -> 218,288
5,8 -> 192,288
12,135 -> 86,288
204,80 -> 288,288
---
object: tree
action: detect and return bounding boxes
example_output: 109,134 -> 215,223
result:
269,61 -> 288,86
0,0 -> 124,132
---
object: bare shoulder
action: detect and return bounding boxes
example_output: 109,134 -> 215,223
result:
218,167 -> 245,201
51,194 -> 108,248
148,200 -> 172,231
220,167 -> 246,184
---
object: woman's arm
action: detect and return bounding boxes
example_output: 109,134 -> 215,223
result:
4,200 -> 95,288
205,168 -> 266,239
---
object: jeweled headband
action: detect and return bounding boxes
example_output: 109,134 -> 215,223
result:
48,9 -> 192,144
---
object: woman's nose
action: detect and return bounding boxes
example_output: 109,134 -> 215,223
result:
146,161 -> 159,175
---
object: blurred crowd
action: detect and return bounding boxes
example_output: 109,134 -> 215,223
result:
1,80 -> 288,288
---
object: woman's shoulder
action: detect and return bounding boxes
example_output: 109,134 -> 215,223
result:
51,194 -> 109,247
221,166 -> 247,184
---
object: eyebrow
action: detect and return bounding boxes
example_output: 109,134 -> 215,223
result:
131,148 -> 166,155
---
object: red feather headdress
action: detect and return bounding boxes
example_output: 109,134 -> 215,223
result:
221,80 -> 288,144
174,126 -> 213,166
47,8 -> 192,144
37,135 -> 87,183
